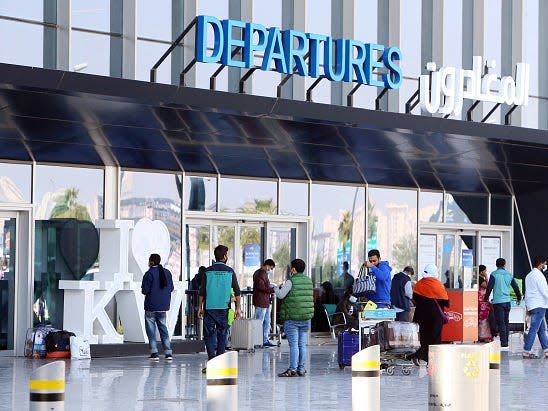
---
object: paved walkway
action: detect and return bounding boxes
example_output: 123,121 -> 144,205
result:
1,334 -> 547,410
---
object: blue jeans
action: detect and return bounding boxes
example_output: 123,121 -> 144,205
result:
523,307 -> 548,352
145,311 -> 172,355
284,320 -> 309,373
493,302 -> 511,347
254,306 -> 271,344
203,309 -> 228,360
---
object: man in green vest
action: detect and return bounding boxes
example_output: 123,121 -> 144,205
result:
274,258 -> 313,377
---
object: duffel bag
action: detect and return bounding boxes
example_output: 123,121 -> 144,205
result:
45,330 -> 76,358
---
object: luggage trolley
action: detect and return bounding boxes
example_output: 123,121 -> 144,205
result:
359,312 -> 418,376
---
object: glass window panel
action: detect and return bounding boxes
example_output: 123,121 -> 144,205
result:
185,224 -> 210,281
0,2 -> 43,21
0,216 -> 16,349
137,0 -> 171,40
71,31 -> 110,76
0,162 -> 31,202
239,225 -> 262,288
136,39 -> 171,84
183,176 -> 217,211
446,193 -> 488,224
367,188 -> 417,274
120,171 -> 182,280
279,182 -> 308,216
419,191 -> 443,223
491,195 -> 512,226
219,178 -> 277,214
71,0 -> 110,32
33,165 -> 104,329
0,20 -> 43,67
310,184 -> 365,287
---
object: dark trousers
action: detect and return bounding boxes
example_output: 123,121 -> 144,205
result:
493,302 -> 511,347
396,311 -> 410,322
203,309 -> 228,360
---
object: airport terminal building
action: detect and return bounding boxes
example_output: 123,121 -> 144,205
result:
1,0 -> 548,355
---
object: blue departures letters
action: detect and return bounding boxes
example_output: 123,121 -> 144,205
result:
196,15 -> 402,89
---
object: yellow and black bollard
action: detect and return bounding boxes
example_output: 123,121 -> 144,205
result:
206,351 -> 238,411
29,361 -> 65,410
351,345 -> 380,411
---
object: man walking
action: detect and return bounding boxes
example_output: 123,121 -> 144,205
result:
141,253 -> 174,361
522,256 -> 548,358
484,258 -> 522,350
390,266 -> 414,321
198,245 -> 241,372
252,258 -> 276,347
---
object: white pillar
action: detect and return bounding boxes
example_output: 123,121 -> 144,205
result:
485,340 -> 501,411
29,361 -> 65,411
206,351 -> 238,411
351,345 -> 380,411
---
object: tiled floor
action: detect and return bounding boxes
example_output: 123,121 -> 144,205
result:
1,333 -> 547,410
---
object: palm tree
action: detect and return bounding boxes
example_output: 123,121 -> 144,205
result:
50,188 -> 91,221
337,210 -> 352,257
238,198 -> 276,214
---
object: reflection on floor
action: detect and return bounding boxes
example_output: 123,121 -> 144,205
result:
1,332 -> 546,410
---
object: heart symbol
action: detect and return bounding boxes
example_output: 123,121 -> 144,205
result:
130,218 -> 171,279
59,219 -> 100,279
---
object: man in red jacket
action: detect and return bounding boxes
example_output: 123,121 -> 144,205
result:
253,259 -> 276,347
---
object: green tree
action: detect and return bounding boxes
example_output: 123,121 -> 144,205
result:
50,188 -> 91,221
238,198 -> 276,214
367,199 -> 378,240
392,236 -> 418,276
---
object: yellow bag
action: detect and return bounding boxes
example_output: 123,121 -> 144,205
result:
227,308 -> 235,326
364,300 -> 377,310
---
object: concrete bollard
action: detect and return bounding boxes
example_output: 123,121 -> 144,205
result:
351,345 -> 380,411
428,345 -> 489,410
484,340 -> 500,411
206,351 -> 238,411
29,361 -> 65,410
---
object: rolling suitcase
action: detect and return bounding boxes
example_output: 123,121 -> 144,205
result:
338,330 -> 359,369
230,319 -> 262,351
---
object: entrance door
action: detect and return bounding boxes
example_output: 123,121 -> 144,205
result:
419,228 -> 510,288
0,212 -> 17,353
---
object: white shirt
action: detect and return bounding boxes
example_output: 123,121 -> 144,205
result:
524,268 -> 548,310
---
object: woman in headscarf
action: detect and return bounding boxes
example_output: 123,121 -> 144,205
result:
407,264 -> 449,366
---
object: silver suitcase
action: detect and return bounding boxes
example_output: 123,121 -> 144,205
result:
231,319 -> 262,350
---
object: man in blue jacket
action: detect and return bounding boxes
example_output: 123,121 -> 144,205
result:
141,253 -> 174,361
364,249 -> 392,308
484,257 -> 522,350
198,245 -> 241,373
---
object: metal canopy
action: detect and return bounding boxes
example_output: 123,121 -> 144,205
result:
1,63 -> 548,195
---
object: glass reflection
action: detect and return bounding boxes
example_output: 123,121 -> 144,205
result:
220,178 -> 277,214
184,176 -> 217,211
491,195 -> 512,226
279,181 -> 308,216
310,184 -> 365,287
186,224 -> 210,282
446,193 -> 488,224
120,171 -> 182,280
33,165 -> 104,329
239,225 -> 262,288
0,162 -> 31,202
419,191 -> 443,223
367,188 -> 417,274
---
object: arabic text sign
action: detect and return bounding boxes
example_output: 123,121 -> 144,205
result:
420,56 -> 529,116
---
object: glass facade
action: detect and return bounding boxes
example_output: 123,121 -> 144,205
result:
310,184 -> 365,286
183,175 -> 217,212
368,187 -> 418,274
279,181 -> 309,216
0,19 -> 43,68
33,165 -> 104,329
72,0 -> 110,32
219,178 -> 277,214
71,31 -> 111,76
120,171 -> 182,280
0,163 -> 32,202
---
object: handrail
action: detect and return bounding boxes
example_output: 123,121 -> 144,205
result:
150,17 -> 197,83
209,46 -> 242,90
306,76 -> 326,102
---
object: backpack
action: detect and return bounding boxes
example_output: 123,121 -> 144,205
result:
45,330 -> 76,358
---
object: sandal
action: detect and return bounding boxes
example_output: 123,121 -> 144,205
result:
297,369 -> 307,377
278,369 -> 297,377
522,352 -> 540,359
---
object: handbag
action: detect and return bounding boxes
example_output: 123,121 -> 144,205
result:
353,265 -> 376,297
435,300 -> 449,324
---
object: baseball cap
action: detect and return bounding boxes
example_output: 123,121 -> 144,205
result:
423,263 -> 438,278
